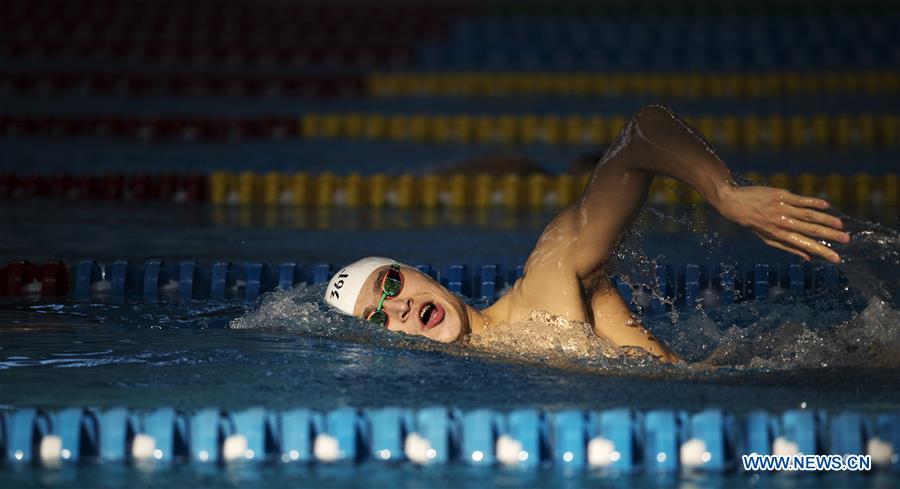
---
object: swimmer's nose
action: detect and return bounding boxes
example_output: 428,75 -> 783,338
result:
383,297 -> 412,323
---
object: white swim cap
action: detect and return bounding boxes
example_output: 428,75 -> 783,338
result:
324,257 -> 396,316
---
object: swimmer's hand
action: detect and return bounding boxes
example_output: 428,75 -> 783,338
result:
715,185 -> 850,263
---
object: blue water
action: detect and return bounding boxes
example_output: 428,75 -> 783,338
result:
2,201 -> 899,487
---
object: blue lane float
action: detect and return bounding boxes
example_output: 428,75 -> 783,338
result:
553,410 -> 588,469
742,411 -> 775,457
588,408 -> 639,471
501,409 -> 544,469
781,409 -> 823,456
411,407 -> 460,465
644,410 -> 686,473
318,407 -> 362,463
2,407 -> 897,471
367,407 -> 413,463
277,408 -> 317,463
126,408 -> 179,463
97,408 -> 128,462
42,259 -> 847,307
682,409 -> 735,471
461,409 -> 500,466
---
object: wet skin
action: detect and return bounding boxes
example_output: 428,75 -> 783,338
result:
350,105 -> 849,363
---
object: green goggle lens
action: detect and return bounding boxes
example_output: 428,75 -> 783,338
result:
383,275 -> 402,296
366,265 -> 404,327
368,310 -> 388,327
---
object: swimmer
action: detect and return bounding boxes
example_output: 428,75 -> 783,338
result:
324,105 -> 850,363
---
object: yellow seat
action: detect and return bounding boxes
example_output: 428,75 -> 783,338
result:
571,74 -> 590,95
342,173 -> 362,207
473,173 -> 493,208
823,72 -> 841,95
586,116 -> 606,145
554,174 -> 575,207
744,74 -> 764,98
431,116 -> 452,143
364,114 -> 386,140
519,115 -> 540,145
301,114 -> 320,138
576,173 -> 590,196
858,114 -> 876,149
882,173 -> 898,205
851,173 -> 873,206
527,173 -> 548,209
706,75 -> 725,98
501,173 -> 522,209
607,116 -> 627,144
665,74 -> 687,98
419,174 -> 439,209
834,114 -> 853,150
450,115 -> 474,143
448,174 -> 468,208
474,116 -> 498,144
651,177 -> 680,205
538,116 -> 561,145
489,74 -> 514,96
796,173 -> 819,197
718,116 -> 738,149
236,171 -> 258,205
741,116 -> 761,150
315,172 -> 336,207
367,74 -> 388,97
263,171 -> 282,205
387,115 -> 410,141
563,115 -> 585,145
764,115 -> 785,150
696,116 -> 716,145
369,173 -> 388,208
788,116 -> 810,149
209,171 -> 229,204
686,73 -> 704,98
824,173 -> 845,205
879,115 -> 898,148
290,172 -> 310,206
811,114 -> 830,148
768,172 -> 791,191
344,113 -> 364,138
852,173 -> 880,205
394,173 -> 415,208
409,114 -> 429,142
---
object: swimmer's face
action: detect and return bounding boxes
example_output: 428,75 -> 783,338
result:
352,265 -> 469,343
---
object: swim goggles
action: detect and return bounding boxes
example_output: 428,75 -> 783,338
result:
366,264 -> 403,327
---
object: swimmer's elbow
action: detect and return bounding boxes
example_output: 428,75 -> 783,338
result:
633,103 -> 676,124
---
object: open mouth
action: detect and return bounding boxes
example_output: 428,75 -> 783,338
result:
418,302 -> 445,329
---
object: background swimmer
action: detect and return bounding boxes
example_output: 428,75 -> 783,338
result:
325,105 -> 851,363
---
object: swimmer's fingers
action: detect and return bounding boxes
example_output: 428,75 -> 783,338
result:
784,193 -> 830,210
786,206 -> 844,230
776,213 -> 850,244
759,235 -> 811,262
768,229 -> 841,263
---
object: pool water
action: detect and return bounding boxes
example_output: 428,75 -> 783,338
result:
1,201 -> 899,487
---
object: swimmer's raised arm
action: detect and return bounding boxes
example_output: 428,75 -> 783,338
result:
551,104 -> 849,278
504,104 -> 848,361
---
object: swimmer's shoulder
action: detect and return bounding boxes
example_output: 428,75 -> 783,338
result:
490,271 -> 589,325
